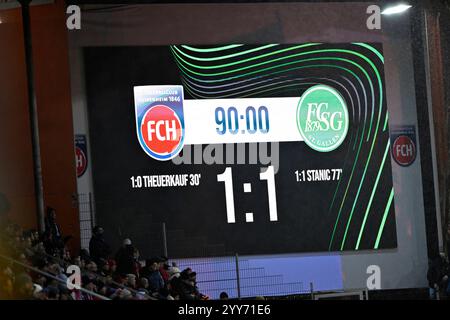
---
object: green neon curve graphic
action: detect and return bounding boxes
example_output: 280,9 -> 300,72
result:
374,188 -> 395,249
172,46 -> 379,150
174,44 -> 381,145
176,60 -> 368,161
183,80 -> 314,100
178,60 -> 366,172
175,58 -> 363,92
181,78 -> 317,99
177,44 -> 280,62
172,46 -> 378,80
325,129 -> 357,234
328,128 -> 366,251
172,44 -> 387,251
173,44 -> 382,149
173,51 -> 373,251
173,43 -> 319,65
173,53 -> 377,133
180,44 -> 244,53
383,112 -> 389,132
352,43 -> 384,63
355,141 -> 390,250
329,91 -> 382,249
339,60 -> 383,250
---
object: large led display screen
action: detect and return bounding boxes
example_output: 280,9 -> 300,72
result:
85,43 -> 397,258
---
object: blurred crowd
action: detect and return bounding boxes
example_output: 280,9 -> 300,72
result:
4,203 -> 450,301
0,207 -> 210,300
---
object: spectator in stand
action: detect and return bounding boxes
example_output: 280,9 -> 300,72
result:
89,226 -> 111,265
0,267 -> 14,299
107,259 -> 117,275
46,286 -> 60,300
82,261 -> 98,285
85,260 -> 98,273
133,248 -> 141,277
79,249 -> 91,263
115,244 -> 130,275
115,238 -> 132,256
47,263 -> 68,292
136,277 -> 150,297
168,262 -> 181,281
43,278 -> 60,298
113,273 -> 128,289
99,260 -> 111,277
126,274 -> 137,289
115,239 -> 139,276
0,215 -> 209,301
188,271 -> 208,300
171,269 -> 197,300
111,288 -> 133,300
98,282 -> 113,298
60,288 -> 73,301
155,287 -> 175,300
43,207 -> 64,256
141,257 -> 164,293
427,253 -> 449,299
29,241 -> 47,268
159,256 -> 170,284
34,274 -> 47,291
62,248 -> 72,265
14,273 -> 34,299
33,285 -> 46,300
81,276 -> 98,300
71,288 -> 83,301
73,256 -> 86,270
220,292 -> 229,300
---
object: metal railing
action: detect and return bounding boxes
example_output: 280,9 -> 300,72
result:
175,255 -> 311,300
77,193 -> 95,250
76,195 -> 320,299
0,253 -> 110,300
37,250 -> 156,300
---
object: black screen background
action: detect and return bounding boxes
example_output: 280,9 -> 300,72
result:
84,45 -> 397,258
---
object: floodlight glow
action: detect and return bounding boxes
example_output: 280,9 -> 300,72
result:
381,4 -> 412,15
